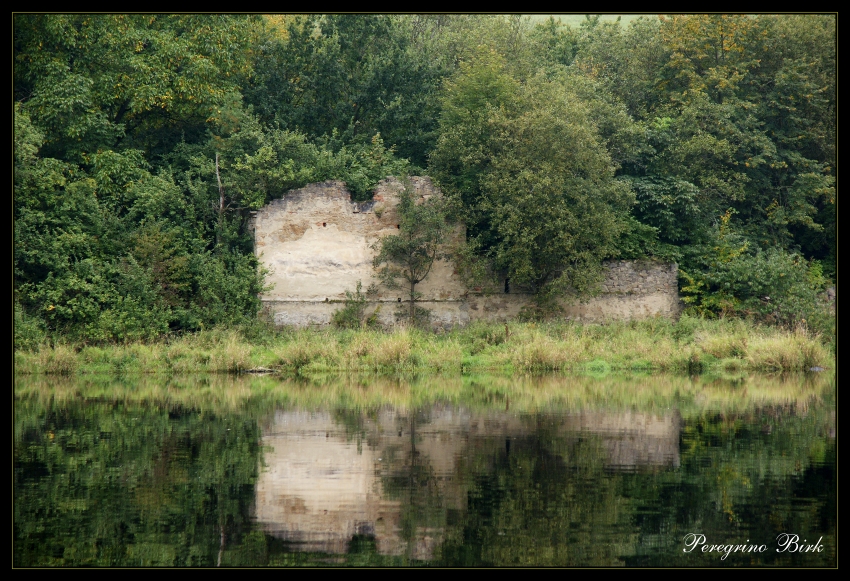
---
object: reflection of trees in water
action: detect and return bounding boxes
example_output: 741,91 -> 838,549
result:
379,410 -> 447,560
14,396 -> 835,567
621,407 -> 836,567
331,405 -> 834,566
337,407 -> 664,565
14,399 -> 263,567
440,432 -> 637,566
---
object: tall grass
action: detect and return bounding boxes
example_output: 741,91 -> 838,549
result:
14,315 -> 834,375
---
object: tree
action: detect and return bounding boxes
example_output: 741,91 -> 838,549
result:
372,179 -> 450,326
14,14 -> 259,162
245,14 -> 446,168
656,15 -> 834,253
13,14 -> 270,342
430,50 -> 634,315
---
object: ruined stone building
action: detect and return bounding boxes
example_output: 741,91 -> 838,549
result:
251,177 -> 683,328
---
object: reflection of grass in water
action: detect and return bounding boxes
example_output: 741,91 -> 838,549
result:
584,359 -> 610,379
715,357 -> 748,382
15,369 -> 834,418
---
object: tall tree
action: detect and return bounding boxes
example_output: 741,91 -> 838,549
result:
431,50 -> 634,314
245,14 -> 445,167
14,14 -> 259,162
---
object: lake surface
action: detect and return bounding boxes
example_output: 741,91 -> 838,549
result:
14,372 -> 836,567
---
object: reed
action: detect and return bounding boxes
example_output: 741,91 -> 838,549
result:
14,316 -> 833,375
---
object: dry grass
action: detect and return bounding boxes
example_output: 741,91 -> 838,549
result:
14,316 -> 833,375
18,343 -> 79,375
746,327 -> 831,371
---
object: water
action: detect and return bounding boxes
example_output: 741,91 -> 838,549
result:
14,373 -> 836,567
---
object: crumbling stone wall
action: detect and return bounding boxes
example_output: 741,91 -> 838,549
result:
251,177 -> 683,328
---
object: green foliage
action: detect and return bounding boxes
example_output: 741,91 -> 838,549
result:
372,179 -> 450,326
529,16 -> 581,69
14,301 -> 47,351
680,212 -> 830,333
445,237 -> 500,295
13,14 -> 836,342
187,250 -> 267,330
15,14 -> 260,161
245,14 -> 446,167
431,54 -> 634,309
624,174 -> 704,245
14,99 -> 268,343
331,281 -> 378,329
613,214 -> 681,262
14,17 -> 256,344
646,15 -> 834,266
24,258 -> 170,343
314,133 -> 411,200
216,118 -> 324,210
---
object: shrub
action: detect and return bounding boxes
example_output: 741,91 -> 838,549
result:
331,281 -> 377,329
681,217 -> 830,332
14,301 -> 46,351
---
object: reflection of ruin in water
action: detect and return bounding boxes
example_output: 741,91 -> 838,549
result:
254,406 -> 681,559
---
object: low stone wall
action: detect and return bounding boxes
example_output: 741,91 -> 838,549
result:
253,178 -> 683,328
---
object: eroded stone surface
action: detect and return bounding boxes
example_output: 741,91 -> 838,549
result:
252,178 -> 683,328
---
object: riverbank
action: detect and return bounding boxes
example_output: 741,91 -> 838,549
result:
14,315 -> 834,376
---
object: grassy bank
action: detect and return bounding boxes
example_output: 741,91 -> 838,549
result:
14,315 -> 834,376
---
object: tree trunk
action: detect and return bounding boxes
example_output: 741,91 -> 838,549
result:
215,153 -> 225,247
409,280 -> 416,324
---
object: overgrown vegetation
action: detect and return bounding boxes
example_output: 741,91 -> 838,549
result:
14,14 -> 835,346
331,281 -> 380,329
430,50 -> 634,315
14,317 -> 833,376
372,178 -> 451,326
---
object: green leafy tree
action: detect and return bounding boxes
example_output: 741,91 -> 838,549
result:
650,14 -> 835,268
14,14 -> 259,161
680,210 -> 830,332
372,180 -> 450,326
331,281 -> 379,329
431,51 -> 634,315
245,14 -> 446,168
14,13 -> 837,341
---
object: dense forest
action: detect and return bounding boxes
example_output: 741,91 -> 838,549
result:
14,14 -> 836,345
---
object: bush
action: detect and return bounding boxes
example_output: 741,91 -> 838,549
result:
14,301 -> 46,351
188,250 -> 267,330
680,214 -> 830,333
331,281 -> 377,329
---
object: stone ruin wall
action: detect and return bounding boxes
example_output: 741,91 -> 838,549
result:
251,177 -> 683,329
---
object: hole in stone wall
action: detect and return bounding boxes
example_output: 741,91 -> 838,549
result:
397,297 -> 401,302
322,222 -> 326,227
396,224 -> 400,229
